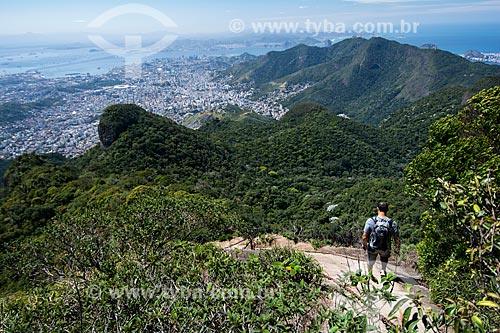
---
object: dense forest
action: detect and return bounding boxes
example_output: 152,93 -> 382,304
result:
0,103 -> 424,248
1,86 -> 499,331
1,38 -> 500,331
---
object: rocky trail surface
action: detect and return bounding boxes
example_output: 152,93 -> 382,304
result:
214,235 -> 432,332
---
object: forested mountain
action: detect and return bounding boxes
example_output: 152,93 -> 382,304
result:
3,71 -> 500,250
0,103 -> 420,248
77,104 -> 230,177
1,57 -> 500,330
2,37 -> 500,332
229,37 -> 500,124
2,85 -> 499,331
3,39 -> 500,242
0,159 -> 10,187
200,102 -> 403,178
382,75 -> 500,160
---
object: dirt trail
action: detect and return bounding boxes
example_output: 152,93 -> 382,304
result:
214,235 -> 431,331
213,235 -> 421,281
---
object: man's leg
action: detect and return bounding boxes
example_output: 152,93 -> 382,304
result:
367,250 -> 378,273
380,250 -> 390,276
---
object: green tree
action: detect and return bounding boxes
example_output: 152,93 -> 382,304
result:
405,86 -> 500,329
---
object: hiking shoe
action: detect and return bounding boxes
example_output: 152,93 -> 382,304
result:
380,270 -> 387,278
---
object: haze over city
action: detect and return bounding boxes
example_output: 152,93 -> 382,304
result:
1,0 -> 500,36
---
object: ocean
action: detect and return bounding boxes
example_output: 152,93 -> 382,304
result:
393,23 -> 500,54
1,24 -> 499,78
0,45 -> 291,78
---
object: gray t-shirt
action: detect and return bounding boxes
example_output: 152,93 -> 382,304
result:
364,216 -> 399,249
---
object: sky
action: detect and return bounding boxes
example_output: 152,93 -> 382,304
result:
0,0 -> 500,36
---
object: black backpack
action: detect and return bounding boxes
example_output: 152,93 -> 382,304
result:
368,216 -> 393,251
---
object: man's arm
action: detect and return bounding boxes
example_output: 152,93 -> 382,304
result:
393,235 -> 400,255
362,218 -> 373,251
392,221 -> 400,254
362,232 -> 369,251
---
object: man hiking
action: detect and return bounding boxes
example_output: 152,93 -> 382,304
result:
362,202 -> 400,280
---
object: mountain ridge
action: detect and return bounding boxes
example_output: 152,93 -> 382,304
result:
229,37 -> 500,124
1,102 -> 419,247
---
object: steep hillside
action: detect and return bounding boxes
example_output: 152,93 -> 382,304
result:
181,104 -> 273,129
201,103 -> 403,178
199,103 -> 421,244
0,159 -> 10,187
1,87 -> 498,333
382,76 -> 500,161
230,37 -> 500,124
229,44 -> 332,85
73,104 -> 230,178
1,103 -> 423,248
0,105 -> 230,243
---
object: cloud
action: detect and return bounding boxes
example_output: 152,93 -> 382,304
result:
425,0 -> 500,13
72,19 -> 87,23
393,0 -> 500,14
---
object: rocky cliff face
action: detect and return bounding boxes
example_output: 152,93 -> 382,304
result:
98,104 -> 141,148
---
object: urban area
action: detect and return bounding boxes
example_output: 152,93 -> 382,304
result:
0,56 -> 309,159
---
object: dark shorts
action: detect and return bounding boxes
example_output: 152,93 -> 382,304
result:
367,249 -> 391,263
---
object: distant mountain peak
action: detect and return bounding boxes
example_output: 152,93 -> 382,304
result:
280,102 -> 331,122
228,37 -> 500,125
98,104 -> 143,148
